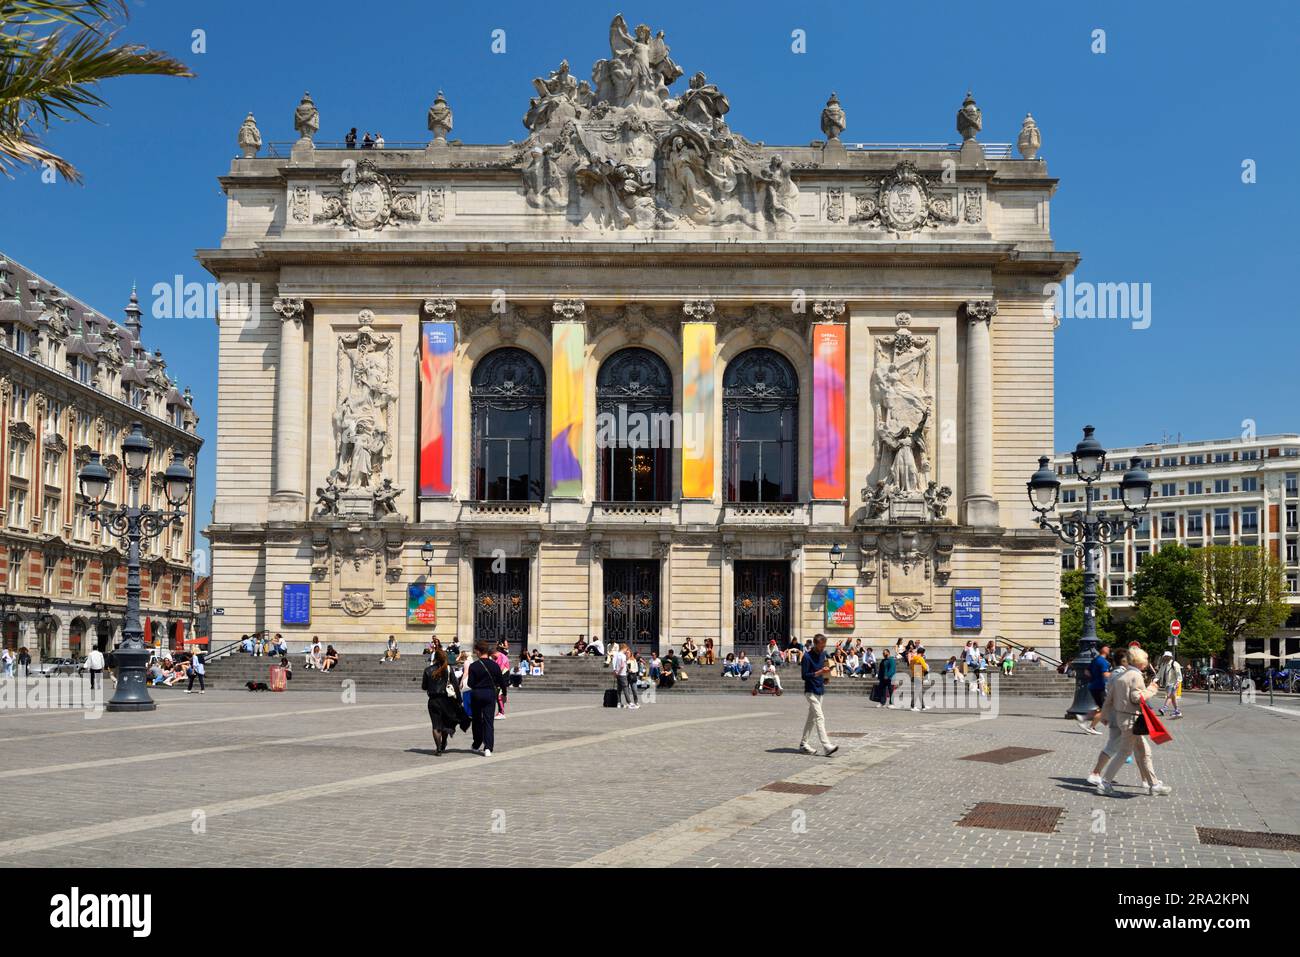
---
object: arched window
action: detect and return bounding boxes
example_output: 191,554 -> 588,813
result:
471,348 -> 546,501
723,348 -> 799,503
597,347 -> 673,502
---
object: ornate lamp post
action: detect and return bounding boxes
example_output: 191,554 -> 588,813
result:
1026,426 -> 1151,716
78,422 -> 193,712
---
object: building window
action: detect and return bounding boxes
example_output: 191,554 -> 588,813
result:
1214,452 -> 1231,463
1288,505 -> 1298,531
42,451 -> 60,486
1109,581 -> 1126,599
723,348 -> 798,503
1241,476 -> 1258,492
8,547 -> 25,591
1110,549 -> 1125,572
1286,541 -> 1298,564
1186,480 -> 1203,495
1186,512 -> 1204,536
1213,508 -> 1231,534
1135,545 -> 1150,566
469,348 -> 546,502
1061,552 -> 1076,571
1160,512 -> 1176,537
1060,489 -> 1078,504
1241,507 -> 1258,532
1160,456 -> 1178,468
74,503 -> 89,541
73,560 -> 87,598
1213,478 -> 1230,494
1288,574 -> 1299,595
8,437 -> 29,477
8,385 -> 29,420
1186,454 -> 1205,465
596,347 -> 672,503
1286,473 -> 1298,496
171,573 -> 182,606
1242,449 -> 1259,460
73,358 -> 94,385
1160,483 -> 1176,497
7,487 -> 27,528
42,554 -> 56,593
41,495 -> 59,535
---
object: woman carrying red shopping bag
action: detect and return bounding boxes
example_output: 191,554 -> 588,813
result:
1096,647 -> 1173,797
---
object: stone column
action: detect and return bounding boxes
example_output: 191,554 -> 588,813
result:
962,300 -> 999,528
270,298 -> 306,520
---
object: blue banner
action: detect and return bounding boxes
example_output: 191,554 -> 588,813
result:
282,582 -> 311,626
952,588 -> 982,630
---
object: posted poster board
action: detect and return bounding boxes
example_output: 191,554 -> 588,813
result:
282,583 -> 311,626
825,586 -> 856,629
952,587 -> 983,630
407,582 -> 437,626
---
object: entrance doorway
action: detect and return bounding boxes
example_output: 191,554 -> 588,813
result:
603,559 -> 660,655
473,557 -> 530,652
733,560 -> 790,652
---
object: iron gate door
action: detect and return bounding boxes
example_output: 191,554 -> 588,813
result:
603,559 -> 660,655
733,560 -> 790,652
473,557 -> 530,651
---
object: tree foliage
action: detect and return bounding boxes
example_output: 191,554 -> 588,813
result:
1193,545 -> 1289,661
1,0 -> 192,183
1059,567 -> 1116,662
1125,543 -> 1224,660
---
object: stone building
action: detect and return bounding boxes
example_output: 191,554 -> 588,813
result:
1056,433 -> 1300,663
202,16 -> 1074,657
0,254 -> 202,659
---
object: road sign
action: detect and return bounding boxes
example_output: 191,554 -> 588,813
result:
1170,619 -> 1181,638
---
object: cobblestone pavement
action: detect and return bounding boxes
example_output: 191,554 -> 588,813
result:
0,685 -> 1296,867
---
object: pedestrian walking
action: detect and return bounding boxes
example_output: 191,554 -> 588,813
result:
908,644 -> 929,711
421,648 -> 470,755
185,650 -> 206,694
871,648 -> 897,708
17,646 -> 31,677
0,647 -> 13,677
1075,644 -> 1111,735
798,634 -> 838,757
1156,651 -> 1183,718
1095,646 -> 1172,796
612,642 -> 636,708
85,646 -> 105,690
1086,648 -> 1132,784
467,641 -> 507,756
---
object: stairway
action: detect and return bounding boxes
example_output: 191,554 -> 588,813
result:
203,653 -> 1074,697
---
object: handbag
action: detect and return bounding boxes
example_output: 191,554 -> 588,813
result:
1131,708 -> 1149,736
1139,698 -> 1172,744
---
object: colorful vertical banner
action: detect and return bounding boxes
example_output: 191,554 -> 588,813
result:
681,322 -> 716,499
825,586 -> 856,629
407,582 -> 437,625
550,321 -> 585,498
419,322 -> 456,496
811,323 -> 847,500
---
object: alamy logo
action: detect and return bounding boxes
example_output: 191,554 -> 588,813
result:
49,887 -> 152,937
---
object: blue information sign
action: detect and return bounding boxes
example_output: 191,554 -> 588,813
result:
952,587 -> 982,630
282,582 -> 311,626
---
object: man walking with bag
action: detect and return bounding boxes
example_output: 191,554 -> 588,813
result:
798,634 -> 838,757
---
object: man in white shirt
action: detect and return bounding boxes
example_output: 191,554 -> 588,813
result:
85,647 -> 105,690
612,644 -> 637,708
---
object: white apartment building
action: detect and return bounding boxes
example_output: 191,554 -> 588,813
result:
1056,434 -> 1300,664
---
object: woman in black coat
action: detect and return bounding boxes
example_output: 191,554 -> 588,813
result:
467,640 -> 508,756
421,648 -> 470,755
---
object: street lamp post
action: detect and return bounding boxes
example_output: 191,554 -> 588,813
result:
78,422 -> 193,712
1026,426 -> 1151,717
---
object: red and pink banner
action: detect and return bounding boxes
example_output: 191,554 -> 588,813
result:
811,323 -> 846,500
419,322 -> 455,496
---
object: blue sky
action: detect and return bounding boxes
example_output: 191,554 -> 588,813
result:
3,0 -> 1298,532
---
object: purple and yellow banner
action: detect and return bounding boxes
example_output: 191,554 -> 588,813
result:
682,322 -> 716,499
811,323 -> 847,500
550,321 -> 585,498
419,322 -> 455,497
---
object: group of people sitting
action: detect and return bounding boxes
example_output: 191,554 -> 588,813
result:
146,654 -> 194,687
239,632 -> 289,657
304,638 -> 341,672
940,640 -> 1038,679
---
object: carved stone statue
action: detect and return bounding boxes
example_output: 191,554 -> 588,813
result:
314,477 -> 342,517
293,91 -> 319,143
373,478 -> 402,516
524,61 -> 584,132
593,14 -> 683,109
427,91 -> 453,142
1017,112 -> 1041,160
820,92 -> 846,141
869,324 -> 934,513
956,90 -> 981,142
237,113 -> 262,158
330,326 -> 397,490
924,481 -> 953,520
676,72 -> 730,128
755,155 -> 799,228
